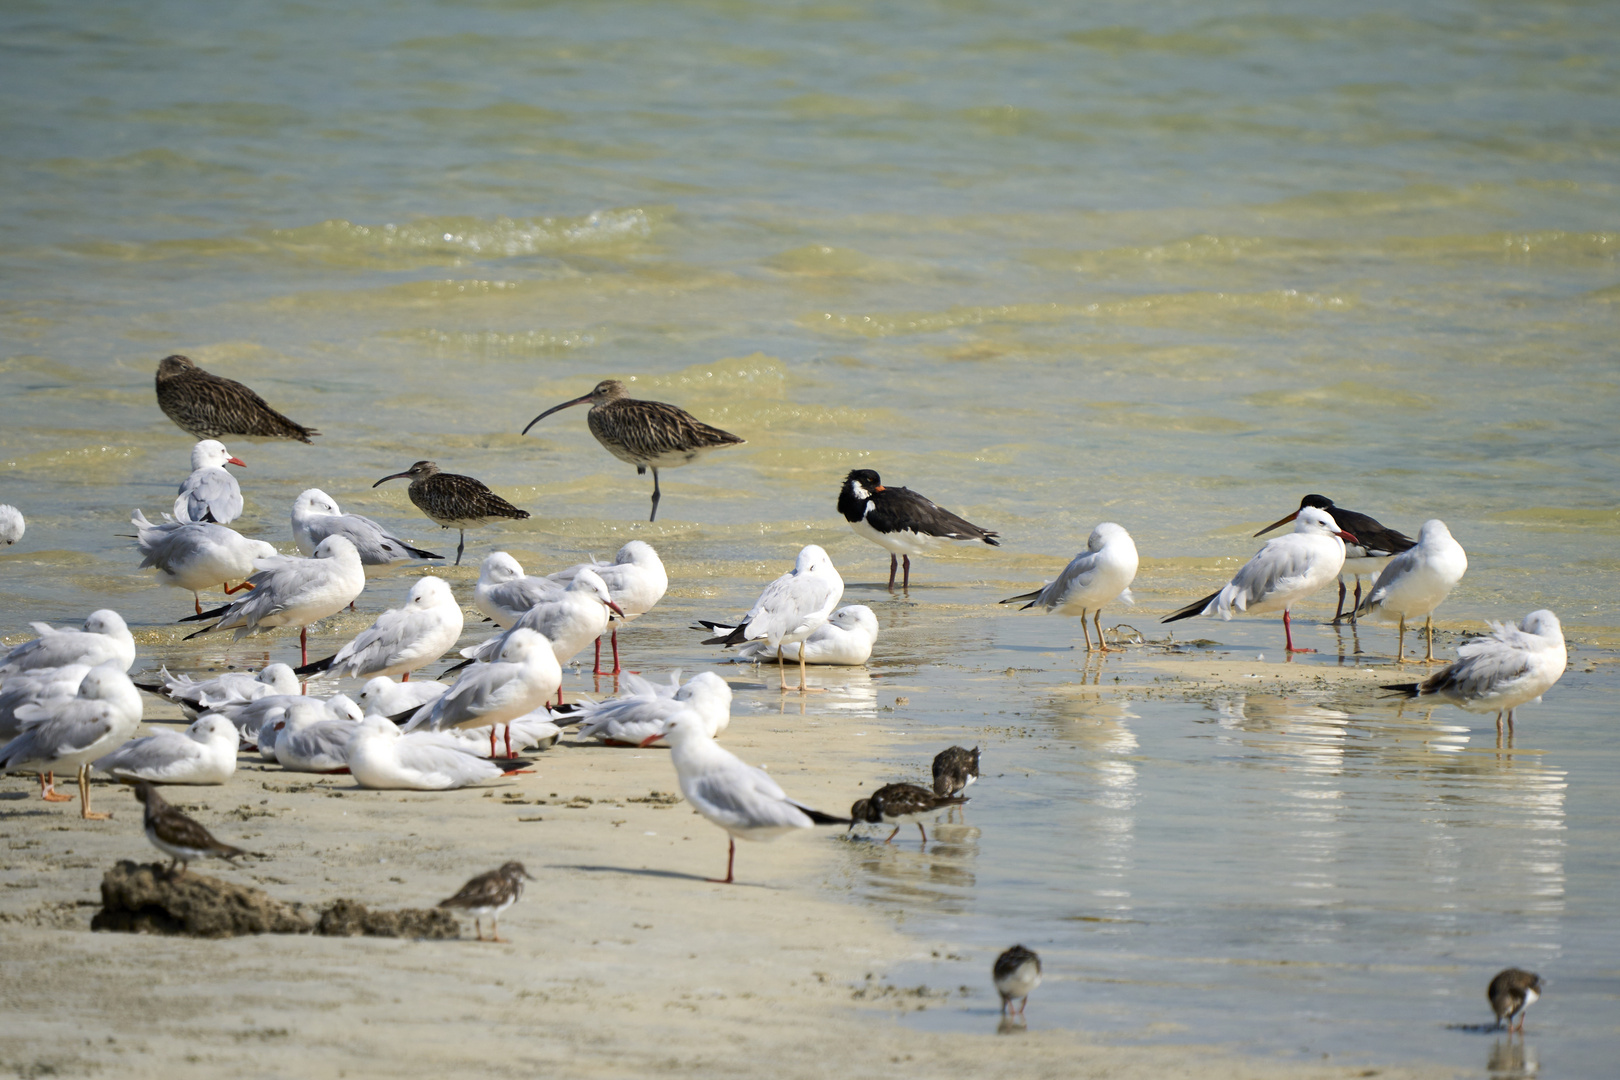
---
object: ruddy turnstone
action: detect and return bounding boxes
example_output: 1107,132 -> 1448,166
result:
993,944 -> 1042,1016
848,782 -> 966,843
134,781 -> 249,877
1487,968 -> 1543,1032
437,861 -> 535,942
932,746 -> 980,798
836,469 -> 999,590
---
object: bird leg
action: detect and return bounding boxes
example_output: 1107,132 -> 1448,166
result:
223,579 -> 255,594
706,837 -> 737,884
402,671 -> 409,682
505,726 -> 514,759
592,635 -> 604,676
916,822 -> 928,844
489,916 -> 509,944
38,771 -> 72,803
556,685 -> 564,708
1080,612 -> 1093,652
776,643 -> 789,692
78,764 -> 110,820
886,554 -> 898,590
1396,615 -> 1407,663
299,625 -> 308,667
455,529 -> 466,567
902,554 -> 911,590
472,917 -> 484,942
610,626 -> 622,675
1424,615 -> 1438,663
489,728 -> 498,758
194,594 -> 203,616
1331,578 -> 1347,624
884,826 -> 899,844
797,648 -> 826,694
1284,610 -> 1314,653
1350,576 -> 1363,624
649,468 -> 661,523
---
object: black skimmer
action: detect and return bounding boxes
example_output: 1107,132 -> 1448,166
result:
1255,494 -> 1414,623
1487,968 -> 1543,1032
134,781 -> 251,877
155,354 -> 319,442
932,745 -> 980,798
1354,519 -> 1468,662
437,861 -> 534,942
1000,522 -> 1139,652
373,460 -> 530,566
1163,507 -> 1356,654
993,945 -> 1042,1017
836,469 -> 999,589
1381,609 -> 1566,741
522,378 -> 745,521
848,782 -> 966,843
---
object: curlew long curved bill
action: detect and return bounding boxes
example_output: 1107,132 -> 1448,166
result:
372,471 -> 412,488
521,393 -> 593,435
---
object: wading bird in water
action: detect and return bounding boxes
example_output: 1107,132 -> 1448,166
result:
522,379 -> 744,522
1254,494 -> 1413,623
837,469 -> 999,590
373,461 -> 530,566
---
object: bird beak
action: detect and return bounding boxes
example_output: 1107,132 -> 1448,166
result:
637,732 -> 663,748
372,471 -> 412,488
1254,511 -> 1298,537
522,868 -> 537,880
607,601 -> 625,617
521,393 -> 594,435
227,456 -> 247,468
873,485 -> 886,493
1337,529 -> 1359,544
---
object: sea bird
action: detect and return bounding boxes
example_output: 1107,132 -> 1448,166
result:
402,628 -> 561,758
133,781 -> 250,877
95,714 -> 239,786
155,354 -> 319,443
438,861 -> 534,942
296,576 -> 463,681
1162,507 -> 1356,654
291,488 -> 442,573
722,604 -> 879,667
1382,609 -> 1566,741
547,541 -> 668,675
848,782 -> 966,843
1001,523 -> 1139,652
837,469 -> 999,590
698,544 -> 844,693
133,662 -> 299,720
643,711 -> 849,884
130,509 -> 274,614
473,552 -> 565,627
450,569 -> 621,703
1354,519 -> 1468,662
373,461 -> 529,566
1487,968 -> 1543,1033
0,664 -> 143,816
522,378 -> 745,521
993,945 -> 1042,1017
180,535 -> 366,666
173,439 -> 246,525
0,609 -> 136,678
1254,494 -> 1414,623
0,504 -> 23,545
346,716 -> 510,791
932,745 -> 980,798
575,671 -> 732,745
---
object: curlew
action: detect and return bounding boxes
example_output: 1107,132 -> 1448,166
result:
372,461 -> 530,566
155,354 -> 319,443
522,379 -> 744,521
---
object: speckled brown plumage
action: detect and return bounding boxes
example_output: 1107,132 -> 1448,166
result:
932,745 -> 980,798
849,781 -> 966,843
993,944 -> 1042,1016
437,861 -> 533,942
1487,967 -> 1542,1031
135,781 -> 248,878
373,460 -> 530,565
522,379 -> 745,521
155,355 -> 320,442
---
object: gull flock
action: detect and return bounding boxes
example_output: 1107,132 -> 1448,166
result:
0,356 -> 1570,1026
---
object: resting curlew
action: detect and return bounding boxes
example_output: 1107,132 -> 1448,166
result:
522,379 -> 744,521
155,355 -> 320,443
372,461 -> 530,566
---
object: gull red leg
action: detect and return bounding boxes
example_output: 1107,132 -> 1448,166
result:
300,625 -> 309,667
1284,609 -> 1315,654
505,726 -> 514,759
402,671 -> 409,683
708,837 -> 737,884
489,728 -> 497,757
592,635 -> 604,676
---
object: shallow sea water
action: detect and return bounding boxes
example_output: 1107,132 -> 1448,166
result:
1,0 -> 1617,1075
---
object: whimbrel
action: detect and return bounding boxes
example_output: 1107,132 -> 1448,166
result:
372,461 -> 530,566
155,355 -> 320,443
1255,494 -> 1415,623
522,379 -> 744,521
837,469 -> 1000,589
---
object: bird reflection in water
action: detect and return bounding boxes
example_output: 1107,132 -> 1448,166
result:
1328,617 -> 1364,661
1487,1036 -> 1537,1078
996,1014 -> 1029,1036
850,821 -> 980,910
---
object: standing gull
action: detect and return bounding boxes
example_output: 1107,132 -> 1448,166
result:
697,544 -> 844,693
174,439 -> 246,525
1,610 -> 136,678
438,861 -> 534,942
452,569 -> 621,703
547,540 -> 668,675
0,664 -> 143,816
1382,609 -> 1566,740
837,469 -> 1000,590
181,535 -> 366,666
373,461 -> 529,566
134,782 -> 250,877
1355,519 -> 1469,662
403,628 -> 561,758
522,378 -> 745,521
0,504 -> 23,546
1001,522 -> 1139,653
1255,494 -> 1414,623
292,489 -> 442,573
474,552 -> 565,627
130,509 -> 274,614
1162,507 -> 1356,654
155,354 -> 319,442
296,576 -> 463,681
642,711 -> 848,885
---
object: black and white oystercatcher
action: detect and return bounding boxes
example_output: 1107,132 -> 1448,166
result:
155,355 -> 320,442
836,469 -> 999,589
848,782 -> 966,843
932,745 -> 980,798
134,781 -> 250,877
1487,968 -> 1542,1032
1254,494 -> 1414,623
993,945 -> 1042,1017
437,861 -> 534,942
373,461 -> 530,566
521,378 -> 745,522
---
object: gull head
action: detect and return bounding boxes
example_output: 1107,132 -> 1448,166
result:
570,567 -> 624,615
313,535 -> 362,563
1295,506 -> 1357,546
258,663 -> 299,693
191,439 -> 245,471
1521,609 -> 1563,640
1088,522 -> 1131,552
408,576 -> 455,609
498,627 -> 552,664
479,551 -> 525,585
829,605 -> 879,637
83,609 -> 130,638
294,489 -> 342,518
640,709 -> 708,748
793,544 -> 834,575
616,540 -> 661,567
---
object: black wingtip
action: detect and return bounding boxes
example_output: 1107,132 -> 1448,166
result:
1379,683 -> 1421,697
801,808 -> 853,827
1161,589 -> 1221,624
293,655 -> 335,676
999,588 -> 1041,607
179,604 -> 230,624
439,656 -> 474,677
982,533 -> 1001,547
404,544 -> 445,560
700,623 -> 748,647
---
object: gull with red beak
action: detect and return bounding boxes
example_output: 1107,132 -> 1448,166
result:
174,439 -> 246,525
640,710 -> 848,884
1253,494 -> 1413,623
521,378 -> 745,522
1163,506 -> 1357,654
